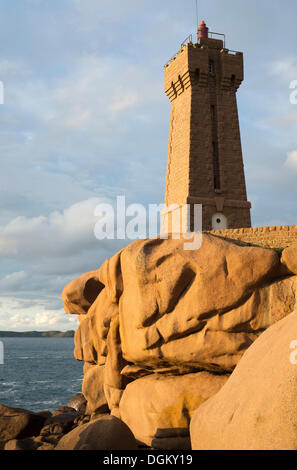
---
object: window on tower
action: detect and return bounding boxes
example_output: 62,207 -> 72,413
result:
211,105 -> 216,120
171,81 -> 177,99
178,75 -> 184,91
209,60 -> 215,74
212,141 -> 221,190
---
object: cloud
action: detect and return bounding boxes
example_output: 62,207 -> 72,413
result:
0,58 -> 30,80
72,0 -> 155,32
269,58 -> 297,81
266,110 -> 297,130
0,0 -> 297,331
0,297 -> 78,331
0,196 -> 128,332
0,198 -> 105,258
0,50 -> 166,230
109,90 -> 139,115
12,54 -> 149,136
0,271 -> 27,290
285,150 -> 297,172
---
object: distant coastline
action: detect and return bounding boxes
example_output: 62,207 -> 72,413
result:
0,330 -> 75,338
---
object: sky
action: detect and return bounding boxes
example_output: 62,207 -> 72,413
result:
0,0 -> 296,331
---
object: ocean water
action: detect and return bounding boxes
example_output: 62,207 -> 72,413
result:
0,337 -> 83,413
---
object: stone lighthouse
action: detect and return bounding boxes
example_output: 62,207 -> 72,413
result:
162,20 -> 251,232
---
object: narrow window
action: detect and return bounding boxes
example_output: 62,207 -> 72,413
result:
171,81 -> 177,98
178,75 -> 184,91
231,74 -> 236,88
212,141 -> 221,190
195,68 -> 200,82
211,105 -> 216,120
209,60 -> 214,74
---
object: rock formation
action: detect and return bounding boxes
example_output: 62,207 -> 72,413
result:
190,310 -> 297,450
61,234 -> 297,449
1,235 -> 296,450
0,401 -> 89,450
55,414 -> 137,450
119,371 -> 229,449
0,404 -> 46,443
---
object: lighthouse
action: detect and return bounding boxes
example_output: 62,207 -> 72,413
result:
162,21 -> 251,232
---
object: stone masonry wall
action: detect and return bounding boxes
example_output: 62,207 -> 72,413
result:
207,225 -> 297,250
164,41 -> 251,230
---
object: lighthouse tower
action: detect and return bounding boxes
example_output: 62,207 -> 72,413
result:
162,21 -> 251,232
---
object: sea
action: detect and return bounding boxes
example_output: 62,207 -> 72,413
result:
0,337 -> 84,413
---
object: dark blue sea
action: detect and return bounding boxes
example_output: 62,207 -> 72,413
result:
0,337 -> 83,413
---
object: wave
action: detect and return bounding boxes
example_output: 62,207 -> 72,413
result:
0,381 -> 18,386
0,388 -> 16,395
35,399 -> 60,406
33,380 -> 51,384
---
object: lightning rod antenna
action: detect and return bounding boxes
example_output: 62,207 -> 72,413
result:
195,0 -> 199,32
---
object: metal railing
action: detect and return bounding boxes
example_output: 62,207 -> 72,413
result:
165,34 -> 194,67
181,34 -> 193,49
209,31 -> 226,48
165,31 -> 234,67
227,49 -> 241,55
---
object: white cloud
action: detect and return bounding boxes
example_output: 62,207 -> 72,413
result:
0,59 -> 30,78
270,58 -> 297,80
0,0 -> 297,330
73,0 -> 143,31
267,110 -> 297,129
109,90 -> 139,115
0,198 -> 106,258
0,297 -> 78,331
34,311 -> 77,327
285,150 -> 297,172
0,52 -> 162,219
12,54 -> 145,137
0,271 -> 27,290
0,197 -> 127,319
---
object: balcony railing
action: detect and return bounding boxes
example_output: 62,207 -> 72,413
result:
165,31 -> 232,67
164,34 -> 194,67
208,31 -> 226,48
